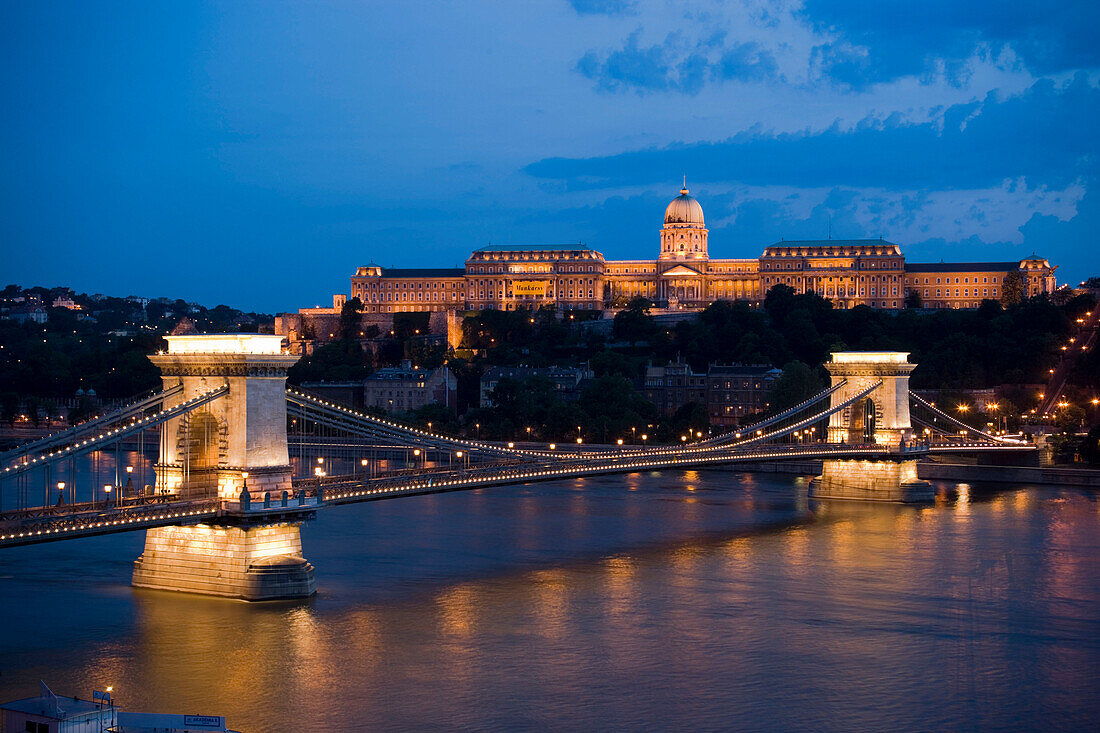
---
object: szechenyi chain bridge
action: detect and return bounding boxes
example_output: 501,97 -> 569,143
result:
0,334 -> 1035,600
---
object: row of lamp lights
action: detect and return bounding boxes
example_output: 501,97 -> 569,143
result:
55,465 -> 136,505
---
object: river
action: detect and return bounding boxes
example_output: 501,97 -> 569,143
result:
1,468 -> 1097,731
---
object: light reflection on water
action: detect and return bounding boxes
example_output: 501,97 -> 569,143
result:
0,470 -> 1097,731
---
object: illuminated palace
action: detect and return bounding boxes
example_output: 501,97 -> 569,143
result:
331,186 -> 1059,316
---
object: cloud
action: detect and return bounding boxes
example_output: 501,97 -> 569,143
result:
802,0 -> 1100,87
713,41 -> 780,83
576,28 -> 780,94
567,0 -> 638,16
526,74 -> 1100,191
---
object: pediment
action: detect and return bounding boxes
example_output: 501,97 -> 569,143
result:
660,264 -> 703,277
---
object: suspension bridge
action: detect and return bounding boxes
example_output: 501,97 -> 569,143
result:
0,335 -> 1034,599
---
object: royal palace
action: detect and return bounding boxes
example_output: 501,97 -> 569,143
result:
278,186 -> 1058,347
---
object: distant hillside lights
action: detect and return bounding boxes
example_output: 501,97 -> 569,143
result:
276,184 -> 1059,350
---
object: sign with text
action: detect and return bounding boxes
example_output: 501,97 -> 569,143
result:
512,280 -> 548,296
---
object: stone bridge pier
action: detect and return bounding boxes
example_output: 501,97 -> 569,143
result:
809,352 -> 933,503
132,334 -> 317,600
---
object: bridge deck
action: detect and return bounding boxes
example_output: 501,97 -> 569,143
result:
0,443 -> 947,548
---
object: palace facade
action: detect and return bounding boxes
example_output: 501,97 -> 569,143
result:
300,186 -> 1059,321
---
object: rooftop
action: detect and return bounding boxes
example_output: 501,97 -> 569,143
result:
763,239 -> 901,255
708,365 -> 781,376
1,694 -> 111,721
473,244 -> 599,253
356,267 -> 465,278
905,261 -> 1020,273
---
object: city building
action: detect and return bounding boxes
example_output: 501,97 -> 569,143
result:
706,364 -> 783,426
480,364 -> 595,407
643,361 -> 781,426
361,360 -> 456,413
278,185 -> 1060,347
300,360 -> 456,414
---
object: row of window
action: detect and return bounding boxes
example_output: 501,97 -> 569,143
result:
906,275 -> 1001,285
911,288 -> 999,298
469,265 -> 600,274
763,259 -> 902,270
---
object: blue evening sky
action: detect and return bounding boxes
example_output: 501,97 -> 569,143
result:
2,1 -> 1098,312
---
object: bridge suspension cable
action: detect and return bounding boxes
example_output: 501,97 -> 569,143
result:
0,384 -> 185,468
908,392 -> 1022,444
1,385 -> 229,479
286,389 -> 562,460
697,381 -> 848,447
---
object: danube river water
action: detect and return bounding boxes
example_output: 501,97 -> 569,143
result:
1,469 -> 1098,731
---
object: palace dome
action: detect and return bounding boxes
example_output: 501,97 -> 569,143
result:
664,187 -> 704,226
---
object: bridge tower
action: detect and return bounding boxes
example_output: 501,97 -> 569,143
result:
810,352 -> 933,503
132,334 -> 317,600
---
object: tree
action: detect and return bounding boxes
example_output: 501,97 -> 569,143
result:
905,289 -> 922,309
613,297 -> 656,344
768,361 -> 824,413
339,297 -> 364,341
1001,270 -> 1025,306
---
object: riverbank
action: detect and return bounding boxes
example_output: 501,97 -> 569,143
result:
718,459 -> 1100,488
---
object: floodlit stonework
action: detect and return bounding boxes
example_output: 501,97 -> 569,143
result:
135,333 -> 316,601
132,523 -> 316,600
824,351 -> 916,447
149,333 -> 299,500
810,351 -> 934,503
808,459 -> 934,503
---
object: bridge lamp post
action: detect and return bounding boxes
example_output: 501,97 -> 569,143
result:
360,458 -> 368,478
549,443 -> 556,450
641,434 -> 647,447
104,484 -> 112,507
56,481 -> 65,506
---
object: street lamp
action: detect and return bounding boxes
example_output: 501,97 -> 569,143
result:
56,481 -> 65,506
549,443 -> 556,450
104,484 -> 112,507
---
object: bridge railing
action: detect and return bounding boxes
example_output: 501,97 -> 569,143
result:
1,385 -> 229,480
0,384 -> 184,468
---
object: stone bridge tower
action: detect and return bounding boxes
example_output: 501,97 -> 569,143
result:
824,352 -> 915,447
811,351 -> 932,503
149,334 -> 299,500
134,334 -> 316,600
